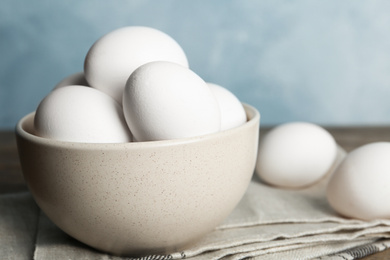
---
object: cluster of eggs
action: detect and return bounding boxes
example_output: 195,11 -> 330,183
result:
34,26 -> 246,143
256,122 -> 390,221
33,26 -> 389,222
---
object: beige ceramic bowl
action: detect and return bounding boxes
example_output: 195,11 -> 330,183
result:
16,104 -> 260,256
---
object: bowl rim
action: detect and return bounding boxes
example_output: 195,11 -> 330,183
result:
16,103 -> 260,150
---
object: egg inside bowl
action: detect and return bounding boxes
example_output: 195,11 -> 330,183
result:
15,103 -> 260,256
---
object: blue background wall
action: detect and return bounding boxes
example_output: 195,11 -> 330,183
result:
1,0 -> 390,130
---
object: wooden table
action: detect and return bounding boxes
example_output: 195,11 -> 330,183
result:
1,127 -> 390,259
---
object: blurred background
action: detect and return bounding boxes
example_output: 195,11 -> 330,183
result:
1,0 -> 390,130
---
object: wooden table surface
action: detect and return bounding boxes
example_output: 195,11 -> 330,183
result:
1,127 -> 390,259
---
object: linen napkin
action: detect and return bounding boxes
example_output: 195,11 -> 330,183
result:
2,147 -> 390,259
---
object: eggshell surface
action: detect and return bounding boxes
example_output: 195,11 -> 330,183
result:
327,142 -> 390,220
256,122 -> 337,189
84,26 -> 189,103
208,83 -> 246,131
53,72 -> 88,90
34,85 -> 132,143
123,61 -> 221,141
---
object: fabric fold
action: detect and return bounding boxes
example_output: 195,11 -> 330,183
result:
2,174 -> 390,260
0,192 -> 39,260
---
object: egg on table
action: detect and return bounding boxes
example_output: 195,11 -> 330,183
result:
84,26 -> 189,104
256,122 -> 337,189
327,142 -> 390,220
34,85 -> 132,143
207,83 -> 246,131
123,61 -> 221,142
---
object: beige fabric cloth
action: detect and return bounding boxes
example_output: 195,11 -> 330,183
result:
2,183 -> 390,259
2,148 -> 390,259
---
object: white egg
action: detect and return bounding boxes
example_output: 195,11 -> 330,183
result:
327,142 -> 390,220
53,72 -> 88,90
84,26 -> 189,104
207,83 -> 246,131
34,85 -> 132,143
256,122 -> 337,189
123,61 -> 221,141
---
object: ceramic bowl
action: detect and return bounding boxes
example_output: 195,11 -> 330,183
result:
15,104 -> 260,256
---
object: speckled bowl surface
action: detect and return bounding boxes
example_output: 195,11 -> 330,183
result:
15,104 -> 260,256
